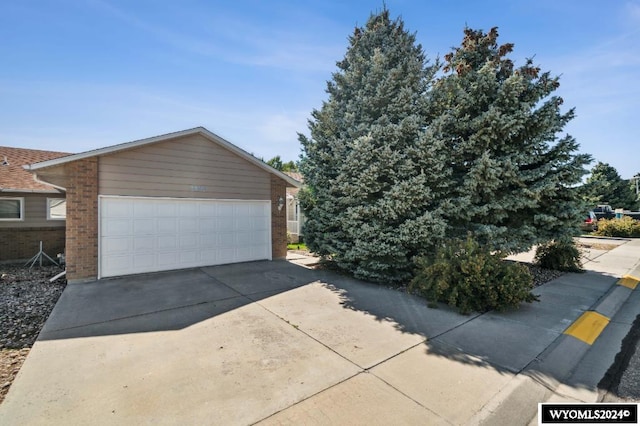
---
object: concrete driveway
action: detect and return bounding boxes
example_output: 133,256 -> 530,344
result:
0,259 -> 496,425
2,240 -> 639,425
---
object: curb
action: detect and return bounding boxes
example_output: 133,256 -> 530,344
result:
474,256 -> 640,425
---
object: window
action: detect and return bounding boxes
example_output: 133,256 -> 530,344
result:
47,198 -> 66,220
0,197 -> 24,220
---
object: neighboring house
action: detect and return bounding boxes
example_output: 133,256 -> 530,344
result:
24,127 -> 300,282
0,147 -> 70,262
284,171 -> 305,243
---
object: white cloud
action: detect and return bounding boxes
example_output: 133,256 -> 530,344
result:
626,0 -> 640,22
87,0 -> 343,73
259,113 -> 303,143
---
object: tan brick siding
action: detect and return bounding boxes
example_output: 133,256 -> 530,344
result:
0,227 -> 65,262
271,176 -> 288,259
65,158 -> 98,281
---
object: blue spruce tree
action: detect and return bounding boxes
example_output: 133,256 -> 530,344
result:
299,9 -> 448,283
430,27 -> 592,252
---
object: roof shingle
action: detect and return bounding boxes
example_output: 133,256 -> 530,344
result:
0,146 -> 71,192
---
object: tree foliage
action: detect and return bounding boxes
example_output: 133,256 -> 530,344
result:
581,162 -> 637,209
429,27 -> 592,252
299,9 -> 591,286
266,155 -> 298,172
299,8 -> 447,284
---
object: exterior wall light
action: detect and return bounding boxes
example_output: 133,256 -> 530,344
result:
277,195 -> 285,211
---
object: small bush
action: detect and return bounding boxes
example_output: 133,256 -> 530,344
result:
409,236 -> 536,314
534,240 -> 583,272
594,217 -> 640,238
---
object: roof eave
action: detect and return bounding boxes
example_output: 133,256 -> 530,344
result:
0,188 -> 64,194
24,127 -> 302,188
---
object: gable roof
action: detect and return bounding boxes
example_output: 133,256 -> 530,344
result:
24,127 -> 301,188
0,146 -> 71,193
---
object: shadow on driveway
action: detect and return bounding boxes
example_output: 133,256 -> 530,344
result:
39,260 -> 317,340
38,258 -> 633,397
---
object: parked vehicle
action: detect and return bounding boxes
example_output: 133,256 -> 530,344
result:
581,211 -> 598,232
582,205 -> 640,233
592,205 -> 615,220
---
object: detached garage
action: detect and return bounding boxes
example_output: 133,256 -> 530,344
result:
24,127 -> 300,282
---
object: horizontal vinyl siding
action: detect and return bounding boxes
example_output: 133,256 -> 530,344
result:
0,194 -> 65,228
99,134 -> 271,200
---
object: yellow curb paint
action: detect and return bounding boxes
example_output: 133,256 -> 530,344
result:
618,275 -> 639,290
564,311 -> 610,345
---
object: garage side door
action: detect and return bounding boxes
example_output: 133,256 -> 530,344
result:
100,197 -> 271,278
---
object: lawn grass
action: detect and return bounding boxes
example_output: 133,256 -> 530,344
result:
287,242 -> 308,251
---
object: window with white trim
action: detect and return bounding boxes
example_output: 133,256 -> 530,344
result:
47,198 -> 66,220
0,197 -> 24,220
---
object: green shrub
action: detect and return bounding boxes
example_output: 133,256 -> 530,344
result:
409,236 -> 536,314
534,240 -> 583,272
594,217 -> 640,238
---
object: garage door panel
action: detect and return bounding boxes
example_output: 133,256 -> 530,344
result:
200,249 -> 217,262
217,232 -> 235,247
157,252 -> 179,267
102,237 -> 133,255
252,246 -> 270,258
102,254 -> 132,273
199,203 -> 217,216
133,253 -> 155,269
199,218 -> 216,233
200,235 -> 217,249
179,234 -> 199,249
133,219 -> 155,235
103,200 -> 133,217
156,202 -> 177,216
218,249 -> 235,263
133,202 -> 155,217
100,197 -> 271,278
179,250 -> 199,263
251,217 -> 268,230
133,236 -> 155,252
157,218 -> 177,233
236,231 -> 254,246
179,203 -> 199,217
103,219 -> 132,236
236,216 -> 253,230
217,217 -> 234,231
179,218 -> 198,232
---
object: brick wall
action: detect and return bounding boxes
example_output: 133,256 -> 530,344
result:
271,175 -> 288,259
0,227 -> 65,262
65,158 -> 98,281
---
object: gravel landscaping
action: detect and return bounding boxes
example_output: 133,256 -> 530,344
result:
0,264 -> 66,404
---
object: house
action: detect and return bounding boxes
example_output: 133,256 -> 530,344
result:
284,172 -> 305,243
0,147 -> 70,262
24,127 -> 300,283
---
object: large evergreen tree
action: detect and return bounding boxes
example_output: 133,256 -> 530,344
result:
299,9 -> 447,283
428,27 -> 591,252
581,162 -> 637,209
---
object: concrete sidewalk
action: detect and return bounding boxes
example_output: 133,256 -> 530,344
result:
1,238 -> 639,425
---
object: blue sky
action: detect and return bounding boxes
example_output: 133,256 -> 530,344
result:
1,0 -> 638,179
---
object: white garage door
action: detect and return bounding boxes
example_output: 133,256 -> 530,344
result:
100,196 -> 271,278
